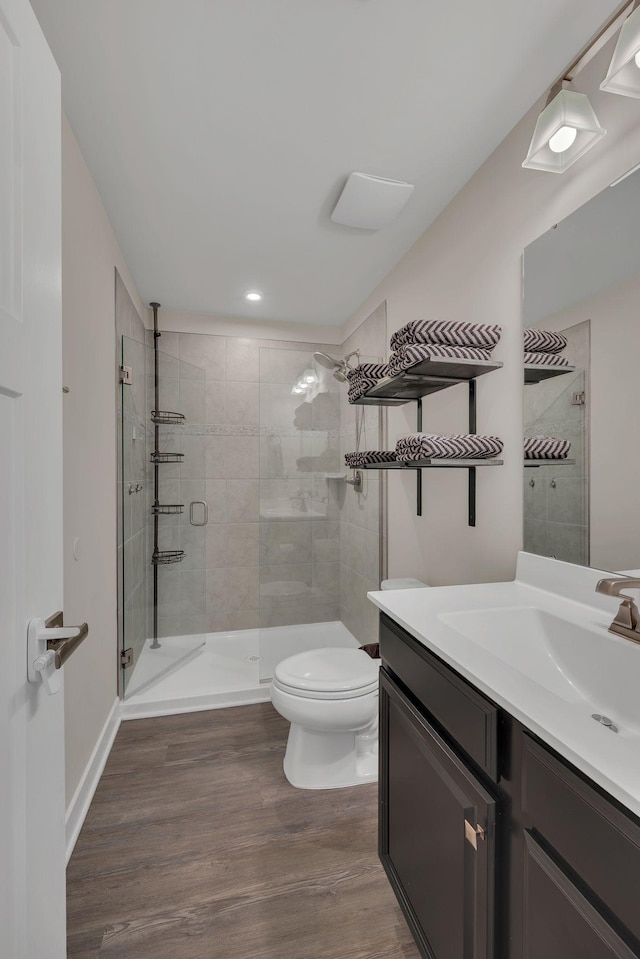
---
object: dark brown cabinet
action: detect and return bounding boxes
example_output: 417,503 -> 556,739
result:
378,612 -> 640,959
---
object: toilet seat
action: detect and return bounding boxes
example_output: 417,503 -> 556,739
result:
273,647 -> 379,700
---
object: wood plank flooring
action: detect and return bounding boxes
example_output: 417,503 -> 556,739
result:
67,703 -> 421,959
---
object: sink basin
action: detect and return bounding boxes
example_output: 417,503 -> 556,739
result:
439,606 -> 640,730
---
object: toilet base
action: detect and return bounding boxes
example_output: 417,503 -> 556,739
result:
282,721 -> 378,790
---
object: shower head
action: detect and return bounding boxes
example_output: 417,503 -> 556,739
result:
313,350 -> 360,382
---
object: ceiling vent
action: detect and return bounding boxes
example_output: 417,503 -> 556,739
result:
330,172 -> 414,230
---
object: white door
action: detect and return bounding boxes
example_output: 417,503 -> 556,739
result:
0,1 -> 65,957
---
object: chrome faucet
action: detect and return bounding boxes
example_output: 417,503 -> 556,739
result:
595,577 -> 640,644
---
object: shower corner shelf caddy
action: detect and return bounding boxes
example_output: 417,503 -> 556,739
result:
149,303 -> 188,650
151,410 -> 186,425
350,355 -> 504,527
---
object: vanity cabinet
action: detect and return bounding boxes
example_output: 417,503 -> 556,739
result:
378,612 -> 640,959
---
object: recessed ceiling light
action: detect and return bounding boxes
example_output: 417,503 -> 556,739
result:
245,291 -> 262,301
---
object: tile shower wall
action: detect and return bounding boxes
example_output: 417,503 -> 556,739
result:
339,303 -> 387,645
259,346 -> 342,629
150,333 -> 341,637
523,369 -> 588,565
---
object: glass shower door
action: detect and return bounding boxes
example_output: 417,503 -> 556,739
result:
120,335 -> 206,698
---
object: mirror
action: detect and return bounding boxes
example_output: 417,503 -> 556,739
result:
523,165 -> 640,572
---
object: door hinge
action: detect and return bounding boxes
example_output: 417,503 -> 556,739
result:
464,819 -> 485,850
120,648 -> 133,668
119,365 -> 133,386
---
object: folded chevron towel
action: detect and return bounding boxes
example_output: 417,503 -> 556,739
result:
524,351 -> 570,368
524,329 -> 567,354
390,319 -> 502,351
395,434 -> 503,461
524,437 -> 572,460
346,363 -> 390,383
344,450 -> 397,467
388,343 -> 492,376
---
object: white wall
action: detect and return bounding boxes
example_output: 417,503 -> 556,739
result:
62,116 -> 144,806
342,40 -> 640,587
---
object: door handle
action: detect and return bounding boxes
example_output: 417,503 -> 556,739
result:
27,612 -> 89,694
189,501 -> 209,526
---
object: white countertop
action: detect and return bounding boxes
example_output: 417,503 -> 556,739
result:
368,552 -> 640,819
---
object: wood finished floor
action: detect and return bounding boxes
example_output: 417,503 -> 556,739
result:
67,703 -> 421,959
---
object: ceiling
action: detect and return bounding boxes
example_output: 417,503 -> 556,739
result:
31,0 -> 622,327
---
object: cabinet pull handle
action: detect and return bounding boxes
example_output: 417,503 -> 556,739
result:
464,819 -> 485,850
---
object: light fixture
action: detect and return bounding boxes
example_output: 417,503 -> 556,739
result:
522,81 -> 606,174
601,2 -> 640,98
245,291 -> 262,302
330,172 -> 415,230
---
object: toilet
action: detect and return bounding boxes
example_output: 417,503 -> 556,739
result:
271,577 -> 428,789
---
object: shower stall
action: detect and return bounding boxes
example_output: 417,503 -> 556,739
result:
118,303 -> 385,714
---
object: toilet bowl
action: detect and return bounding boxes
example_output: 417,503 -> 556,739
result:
271,579 -> 428,790
271,647 -> 380,790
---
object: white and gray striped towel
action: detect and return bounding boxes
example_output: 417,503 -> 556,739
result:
347,362 -> 391,403
524,437 -> 572,460
524,351 -> 570,368
396,433 -> 503,461
344,450 -> 397,467
390,319 -> 502,351
524,329 -> 567,354
347,363 -> 390,383
389,342 -> 492,376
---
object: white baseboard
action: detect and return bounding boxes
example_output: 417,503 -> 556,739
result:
65,697 -> 121,864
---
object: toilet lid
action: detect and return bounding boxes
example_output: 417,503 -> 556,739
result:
274,647 -> 379,694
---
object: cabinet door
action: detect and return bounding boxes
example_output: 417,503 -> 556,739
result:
522,832 -> 637,959
379,670 -> 496,959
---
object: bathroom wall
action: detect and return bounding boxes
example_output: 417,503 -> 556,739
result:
342,38 -> 640,588
62,117 -> 145,806
339,303 -> 387,644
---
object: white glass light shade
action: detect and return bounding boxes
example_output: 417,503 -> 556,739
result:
522,88 -> 606,173
600,5 -> 640,98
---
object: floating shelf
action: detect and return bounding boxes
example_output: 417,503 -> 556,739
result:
360,458 -> 504,470
524,364 -> 576,384
150,451 -> 184,464
152,410 -> 185,425
351,357 -> 503,405
151,504 -> 185,515
524,459 -> 575,467
152,549 -> 185,565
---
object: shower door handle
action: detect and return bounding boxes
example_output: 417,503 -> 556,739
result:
189,501 -> 209,526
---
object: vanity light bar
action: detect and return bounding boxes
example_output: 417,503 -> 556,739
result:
523,0 -> 638,174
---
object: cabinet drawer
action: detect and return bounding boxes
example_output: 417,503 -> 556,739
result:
522,734 -> 640,946
379,613 -> 498,780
